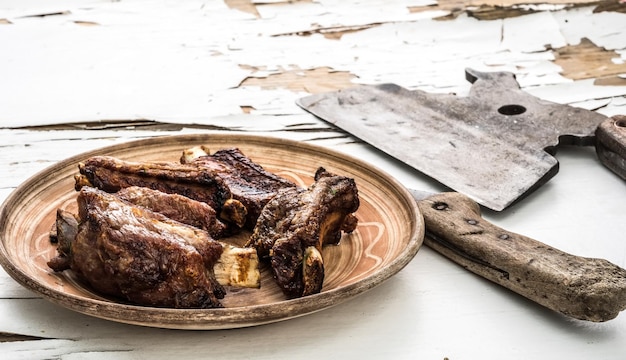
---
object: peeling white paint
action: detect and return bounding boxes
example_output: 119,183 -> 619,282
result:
526,78 -> 626,105
501,11 -> 567,52
552,7 -> 626,50
0,1 -> 624,128
1,2 -> 626,358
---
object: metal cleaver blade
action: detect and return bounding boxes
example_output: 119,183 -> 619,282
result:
297,68 -> 608,211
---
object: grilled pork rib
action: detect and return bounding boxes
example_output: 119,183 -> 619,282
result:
48,187 -> 260,308
181,147 -> 298,229
246,167 -> 360,298
64,148 -> 360,302
115,186 -> 229,238
75,156 -> 229,209
75,156 -> 248,228
46,209 -> 78,272
76,149 -> 297,230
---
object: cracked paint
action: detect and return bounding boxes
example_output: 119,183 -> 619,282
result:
0,1 -> 625,354
239,66 -> 357,92
0,0 -> 624,127
554,37 -> 626,85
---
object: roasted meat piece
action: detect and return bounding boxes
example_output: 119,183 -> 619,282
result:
75,156 -> 230,209
246,167 -> 360,298
48,187 -> 260,308
46,209 -> 78,272
74,156 -> 248,228
181,147 -> 298,229
115,186 -> 229,238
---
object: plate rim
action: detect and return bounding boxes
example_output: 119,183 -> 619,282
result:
0,133 -> 424,330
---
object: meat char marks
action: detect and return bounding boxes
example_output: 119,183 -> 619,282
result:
246,167 -> 360,298
75,156 -> 231,211
182,147 -> 361,297
61,146 -> 361,303
76,148 -> 298,230
181,147 -> 298,229
50,187 -> 227,308
115,186 -> 229,239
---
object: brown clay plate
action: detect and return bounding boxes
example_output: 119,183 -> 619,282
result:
0,133 -> 424,330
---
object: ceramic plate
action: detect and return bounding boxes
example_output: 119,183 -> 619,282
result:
0,134 -> 424,329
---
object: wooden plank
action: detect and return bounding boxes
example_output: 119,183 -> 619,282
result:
554,37 -> 626,85
0,332 -> 46,343
240,66 -> 357,93
0,1 -> 625,358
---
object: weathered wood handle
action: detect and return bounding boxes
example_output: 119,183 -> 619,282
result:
596,115 -> 626,180
416,192 -> 626,322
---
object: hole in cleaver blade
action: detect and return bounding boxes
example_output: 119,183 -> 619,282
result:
296,69 -> 606,211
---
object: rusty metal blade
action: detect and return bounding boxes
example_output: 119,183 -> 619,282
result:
297,68 -> 606,211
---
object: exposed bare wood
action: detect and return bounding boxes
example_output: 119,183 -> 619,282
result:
73,20 -> 99,26
19,120 -> 232,132
223,0 -> 260,17
410,0 -> 622,20
0,332 -> 46,342
466,5 -> 537,20
272,24 -> 381,39
593,0 -> 626,13
239,66 -> 357,93
1,0 -> 626,358
553,37 -> 626,85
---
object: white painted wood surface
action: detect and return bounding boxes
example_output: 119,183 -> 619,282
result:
1,1 -> 625,359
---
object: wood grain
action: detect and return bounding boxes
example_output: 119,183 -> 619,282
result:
418,192 -> 626,322
596,115 -> 626,179
0,134 -> 423,330
554,37 -> 626,85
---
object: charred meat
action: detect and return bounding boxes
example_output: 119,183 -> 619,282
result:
48,187 -> 260,308
115,186 -> 229,238
46,209 -> 79,272
74,156 -> 247,227
181,147 -> 298,229
246,167 -> 359,298
56,147 -> 361,304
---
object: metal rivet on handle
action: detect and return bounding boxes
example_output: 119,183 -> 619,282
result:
433,202 -> 448,211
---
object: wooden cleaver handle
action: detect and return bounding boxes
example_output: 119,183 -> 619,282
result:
596,115 -> 626,180
416,192 -> 626,322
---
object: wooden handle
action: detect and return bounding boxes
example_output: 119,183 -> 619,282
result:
416,192 -> 626,322
596,115 -> 626,180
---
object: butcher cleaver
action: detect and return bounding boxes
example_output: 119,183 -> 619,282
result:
297,68 -> 626,211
